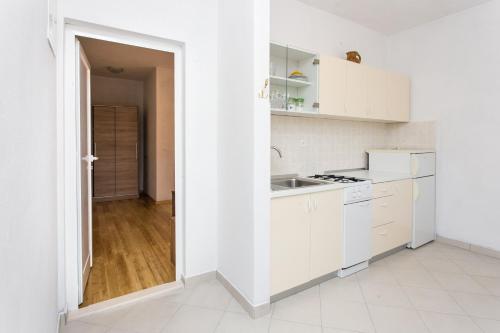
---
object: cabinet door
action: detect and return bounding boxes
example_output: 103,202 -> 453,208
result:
93,106 -> 116,198
309,190 -> 343,279
345,62 -> 368,118
271,194 -> 311,295
387,72 -> 410,122
319,56 -> 346,116
115,106 -> 138,196
366,66 -> 388,120
393,179 -> 413,245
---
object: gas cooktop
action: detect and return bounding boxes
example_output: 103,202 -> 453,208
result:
309,174 -> 365,183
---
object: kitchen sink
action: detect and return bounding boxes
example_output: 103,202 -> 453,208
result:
271,177 -> 327,191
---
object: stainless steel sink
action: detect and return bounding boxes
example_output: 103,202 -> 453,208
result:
271,177 -> 327,191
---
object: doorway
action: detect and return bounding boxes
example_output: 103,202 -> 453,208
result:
77,36 -> 177,307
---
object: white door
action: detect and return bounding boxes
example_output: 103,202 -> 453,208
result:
77,40 -> 96,303
412,176 -> 436,248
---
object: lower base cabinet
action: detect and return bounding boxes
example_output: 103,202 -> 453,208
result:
371,179 -> 413,256
271,190 -> 343,296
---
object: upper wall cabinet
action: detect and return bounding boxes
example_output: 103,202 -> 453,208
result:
318,55 -> 410,123
271,45 -> 410,123
269,43 -> 319,114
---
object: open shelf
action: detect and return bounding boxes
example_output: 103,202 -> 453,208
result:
270,75 -> 311,88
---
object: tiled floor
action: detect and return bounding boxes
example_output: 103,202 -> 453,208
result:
61,242 -> 500,333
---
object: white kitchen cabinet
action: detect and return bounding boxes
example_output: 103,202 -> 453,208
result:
366,66 -> 388,120
318,56 -> 346,117
271,46 -> 411,123
271,189 -> 343,295
309,190 -> 343,280
387,72 -> 410,122
345,61 -> 368,119
270,193 -> 311,295
372,179 -> 412,256
269,43 -> 319,114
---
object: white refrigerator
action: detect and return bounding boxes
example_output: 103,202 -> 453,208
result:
368,150 -> 436,248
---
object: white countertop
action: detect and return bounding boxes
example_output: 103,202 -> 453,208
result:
334,170 -> 413,184
271,182 -> 351,199
367,148 -> 435,154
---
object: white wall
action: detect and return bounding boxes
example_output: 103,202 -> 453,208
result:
91,75 -> 145,191
387,0 -> 500,251
62,0 -> 219,279
271,0 -> 388,67
218,0 -> 270,306
0,1 -> 58,332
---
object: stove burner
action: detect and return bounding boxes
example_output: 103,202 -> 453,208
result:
310,174 -> 362,183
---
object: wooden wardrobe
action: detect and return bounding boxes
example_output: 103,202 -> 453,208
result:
93,105 -> 139,201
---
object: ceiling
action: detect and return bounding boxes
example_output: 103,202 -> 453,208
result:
296,0 -> 492,34
79,37 -> 173,80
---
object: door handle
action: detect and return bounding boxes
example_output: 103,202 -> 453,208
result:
135,143 -> 138,160
313,199 -> 318,210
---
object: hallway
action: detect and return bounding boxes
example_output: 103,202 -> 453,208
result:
82,198 -> 175,307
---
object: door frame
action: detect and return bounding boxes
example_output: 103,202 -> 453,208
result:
61,21 -> 186,311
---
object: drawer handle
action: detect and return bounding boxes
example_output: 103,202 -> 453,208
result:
378,231 -> 388,236
381,203 -> 388,208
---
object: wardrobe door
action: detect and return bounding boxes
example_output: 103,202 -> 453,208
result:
93,106 -> 116,198
115,106 -> 139,196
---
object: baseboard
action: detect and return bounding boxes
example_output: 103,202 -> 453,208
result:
437,235 -> 500,259
270,271 -> 338,304
67,280 -> 182,322
181,271 -> 217,289
57,311 -> 65,333
216,271 -> 270,319
370,245 -> 408,263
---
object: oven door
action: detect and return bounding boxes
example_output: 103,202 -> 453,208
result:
343,200 -> 372,268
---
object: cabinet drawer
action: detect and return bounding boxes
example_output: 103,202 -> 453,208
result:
372,221 -> 411,257
372,196 -> 396,227
372,182 -> 395,198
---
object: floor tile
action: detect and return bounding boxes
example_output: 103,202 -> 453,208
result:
419,311 -> 482,333
384,254 -> 425,271
161,305 -> 224,333
361,282 -> 412,308
356,265 -> 398,286
472,275 -> 500,296
272,286 -> 321,326
112,299 -> 180,333
61,320 -> 109,333
453,258 -> 500,278
368,305 -> 428,333
403,286 -> 464,314
226,297 -> 247,314
268,319 -> 322,333
418,258 -> 463,274
214,312 -> 270,333
321,299 -> 374,332
392,268 -> 442,289
472,317 -> 500,333
185,279 -> 233,310
412,244 -> 450,261
78,306 -> 132,327
322,328 -> 361,333
451,291 -> 500,320
432,272 -> 489,294
320,275 -> 364,302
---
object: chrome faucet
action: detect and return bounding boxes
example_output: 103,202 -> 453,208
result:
271,145 -> 283,158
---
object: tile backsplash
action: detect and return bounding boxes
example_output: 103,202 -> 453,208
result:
271,115 -> 435,176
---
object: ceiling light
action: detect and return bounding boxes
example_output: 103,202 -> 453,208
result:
107,66 -> 124,74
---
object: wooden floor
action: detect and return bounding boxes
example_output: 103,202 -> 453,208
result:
81,197 -> 175,307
